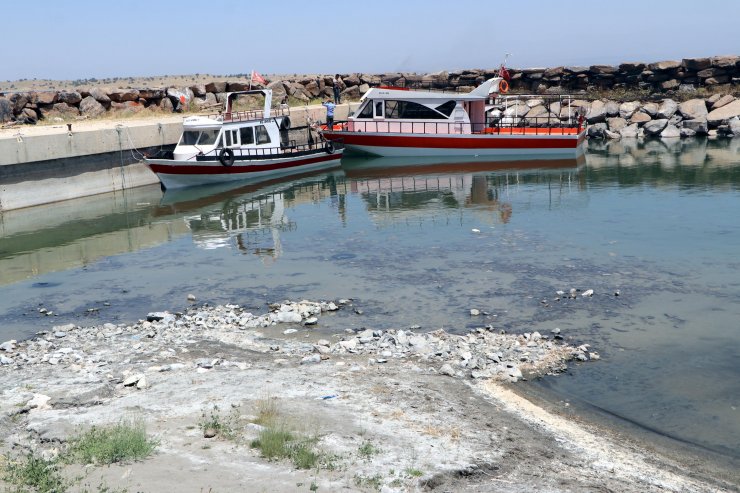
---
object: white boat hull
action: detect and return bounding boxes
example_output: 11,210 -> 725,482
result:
145,151 -> 343,189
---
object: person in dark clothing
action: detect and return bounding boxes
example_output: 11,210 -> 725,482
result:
333,74 -> 342,104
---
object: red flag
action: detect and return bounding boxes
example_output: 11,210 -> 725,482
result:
251,70 -> 267,86
499,66 -> 511,82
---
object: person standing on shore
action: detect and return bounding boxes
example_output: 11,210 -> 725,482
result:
322,99 -> 336,129
333,74 -> 342,104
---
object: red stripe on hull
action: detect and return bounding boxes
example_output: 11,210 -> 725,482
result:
148,153 -> 339,175
324,132 -> 582,150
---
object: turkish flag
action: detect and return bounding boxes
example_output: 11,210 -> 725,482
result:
251,71 -> 267,86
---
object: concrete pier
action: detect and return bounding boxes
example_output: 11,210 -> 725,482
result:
0,103 -> 356,211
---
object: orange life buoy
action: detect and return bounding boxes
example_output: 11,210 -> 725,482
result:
499,80 -> 509,94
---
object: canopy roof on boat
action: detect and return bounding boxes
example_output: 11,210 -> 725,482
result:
360,77 -> 503,103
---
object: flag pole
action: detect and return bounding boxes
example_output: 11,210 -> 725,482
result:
249,69 -> 253,90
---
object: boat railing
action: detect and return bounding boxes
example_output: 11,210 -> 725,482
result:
195,137 -> 344,161
330,119 -> 583,136
200,105 -> 291,123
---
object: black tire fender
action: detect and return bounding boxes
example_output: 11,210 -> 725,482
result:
325,141 -> 335,154
218,148 -> 235,166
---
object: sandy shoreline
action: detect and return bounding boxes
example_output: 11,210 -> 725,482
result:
0,300 -> 737,492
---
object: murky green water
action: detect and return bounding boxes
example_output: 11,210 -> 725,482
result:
1,138 -> 739,458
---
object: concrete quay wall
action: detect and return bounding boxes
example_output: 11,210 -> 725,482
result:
0,104 -> 353,211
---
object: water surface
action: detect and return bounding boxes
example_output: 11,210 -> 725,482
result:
0,137 -> 738,458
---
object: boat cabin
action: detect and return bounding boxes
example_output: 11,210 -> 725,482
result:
346,78 -> 502,135
172,90 -> 291,161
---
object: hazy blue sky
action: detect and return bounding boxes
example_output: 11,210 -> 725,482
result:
3,0 -> 739,80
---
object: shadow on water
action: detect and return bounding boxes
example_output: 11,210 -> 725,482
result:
1,138 -> 739,460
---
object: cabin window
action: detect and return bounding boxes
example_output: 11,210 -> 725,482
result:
255,125 -> 271,145
384,100 -> 399,119
199,129 -> 220,145
374,101 -> 383,118
181,131 -> 199,145
181,129 -> 220,146
240,126 -> 255,145
225,130 -> 231,147
435,100 -> 457,117
356,102 -> 373,118
381,100 -> 446,119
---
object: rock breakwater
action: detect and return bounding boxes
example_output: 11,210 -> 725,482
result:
2,55 -> 737,134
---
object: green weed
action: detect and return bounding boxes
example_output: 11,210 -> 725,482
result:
66,419 -> 158,465
1,451 -> 70,493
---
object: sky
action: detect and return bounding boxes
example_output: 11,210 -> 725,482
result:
2,0 -> 739,81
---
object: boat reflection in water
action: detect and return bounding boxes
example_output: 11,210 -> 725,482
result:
155,153 -> 585,257
342,153 -> 584,227
154,169 -> 347,261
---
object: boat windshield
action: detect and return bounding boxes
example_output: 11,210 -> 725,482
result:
181,129 -> 221,146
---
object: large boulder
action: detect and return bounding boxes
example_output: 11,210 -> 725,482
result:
266,81 -> 287,101
711,95 -> 735,110
108,89 -> 140,103
711,55 -> 739,69
138,88 -> 165,100
110,101 -> 144,113
607,117 -> 628,132
10,93 -> 29,113
660,79 -> 680,90
619,62 -> 645,73
630,111 -> 652,124
41,102 -> 79,120
589,65 -> 618,75
343,73 -> 361,87
0,97 -> 12,122
57,91 -> 82,105
340,85 -> 361,100
682,118 -> 708,135
205,81 -> 228,93
707,99 -> 740,125
36,92 -> 58,105
642,102 -> 659,117
643,118 -> 668,135
660,124 -> 681,138
587,123 -> 608,139
648,60 -> 681,71
288,82 -> 310,102
657,99 -> 678,119
683,58 -> 711,70
524,105 -> 557,125
728,117 -> 740,136
619,101 -> 641,119
89,87 -> 111,104
619,123 -> 639,138
605,100 -> 619,117
79,96 -> 106,118
190,84 -> 207,97
304,80 -> 321,98
586,100 -> 607,123
227,82 -> 250,92
20,107 -> 38,124
503,101 -> 530,118
678,99 -> 708,120
360,74 -> 381,85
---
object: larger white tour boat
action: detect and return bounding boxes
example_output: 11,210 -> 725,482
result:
145,89 -> 343,189
321,77 -> 585,157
